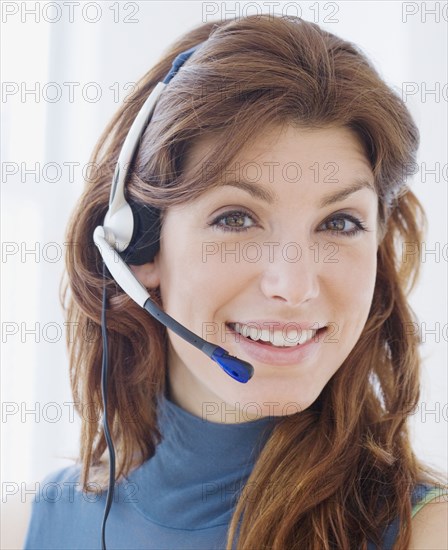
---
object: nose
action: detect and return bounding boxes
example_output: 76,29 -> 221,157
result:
259,241 -> 320,306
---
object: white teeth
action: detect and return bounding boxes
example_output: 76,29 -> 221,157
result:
237,324 -> 251,338
232,323 -> 318,347
269,331 -> 281,347
249,327 -> 259,341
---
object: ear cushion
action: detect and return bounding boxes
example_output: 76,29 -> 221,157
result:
120,200 -> 161,265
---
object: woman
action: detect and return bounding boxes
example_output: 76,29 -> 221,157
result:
24,14 -> 447,550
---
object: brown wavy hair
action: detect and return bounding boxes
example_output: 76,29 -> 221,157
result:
60,14 -> 446,550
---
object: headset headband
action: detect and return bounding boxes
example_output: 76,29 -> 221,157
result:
103,43 -> 205,265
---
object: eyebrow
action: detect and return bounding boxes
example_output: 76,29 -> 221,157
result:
217,178 -> 376,208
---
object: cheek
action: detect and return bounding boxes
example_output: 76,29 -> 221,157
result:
328,245 -> 377,328
184,231 -> 255,283
158,234 -> 245,317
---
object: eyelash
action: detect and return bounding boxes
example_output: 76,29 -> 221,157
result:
209,208 -> 368,238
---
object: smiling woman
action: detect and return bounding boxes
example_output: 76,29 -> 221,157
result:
24,13 -> 447,550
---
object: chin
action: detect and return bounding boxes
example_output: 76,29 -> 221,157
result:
221,386 -> 324,420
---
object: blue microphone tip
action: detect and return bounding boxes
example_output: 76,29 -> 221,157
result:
211,348 -> 254,383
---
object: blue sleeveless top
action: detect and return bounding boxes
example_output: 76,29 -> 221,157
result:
23,391 -> 441,549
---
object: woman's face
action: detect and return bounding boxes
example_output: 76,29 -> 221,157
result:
131,125 -> 379,423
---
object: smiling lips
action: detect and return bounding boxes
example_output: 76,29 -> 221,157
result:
224,322 -> 328,367
226,321 -> 327,348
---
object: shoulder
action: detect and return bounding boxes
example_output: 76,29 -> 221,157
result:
409,485 -> 448,549
25,462 -> 83,523
23,463 -> 89,549
35,462 -> 84,502
41,463 -> 82,484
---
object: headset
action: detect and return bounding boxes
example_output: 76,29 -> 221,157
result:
92,43 -> 255,549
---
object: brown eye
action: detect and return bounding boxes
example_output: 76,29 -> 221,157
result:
209,209 -> 256,233
326,218 -> 347,231
321,214 -> 368,238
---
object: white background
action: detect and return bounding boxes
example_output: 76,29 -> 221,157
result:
1,1 -> 447,548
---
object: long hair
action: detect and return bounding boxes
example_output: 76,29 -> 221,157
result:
60,15 -> 445,549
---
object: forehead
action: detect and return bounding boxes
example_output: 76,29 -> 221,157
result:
183,124 -> 375,200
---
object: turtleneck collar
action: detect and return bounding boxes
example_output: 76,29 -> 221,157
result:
125,390 -> 279,529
